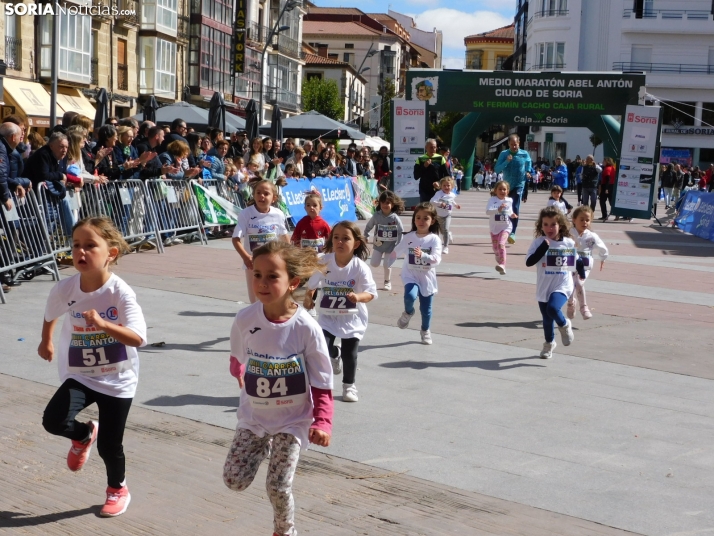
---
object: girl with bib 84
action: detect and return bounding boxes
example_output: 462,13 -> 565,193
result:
224,241 -> 334,536
525,207 -> 586,359
38,217 -> 147,517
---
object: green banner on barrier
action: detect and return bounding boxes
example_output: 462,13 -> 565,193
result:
351,176 -> 379,219
192,181 -> 241,225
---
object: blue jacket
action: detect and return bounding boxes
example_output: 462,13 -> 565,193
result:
114,143 -> 140,181
494,148 -> 532,190
0,137 -> 10,203
551,164 -> 568,189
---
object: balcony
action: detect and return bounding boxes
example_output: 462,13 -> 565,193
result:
528,62 -> 565,71
265,86 -> 301,112
246,22 -> 270,46
5,37 -> 21,71
116,0 -> 139,28
270,33 -> 305,61
117,64 -> 129,90
91,58 -> 99,85
613,62 -> 714,75
621,8 -> 713,35
94,0 -> 113,21
533,9 -> 568,18
622,8 -> 711,20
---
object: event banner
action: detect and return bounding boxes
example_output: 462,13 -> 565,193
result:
351,176 -> 379,219
392,99 -> 426,202
675,191 -> 714,242
192,181 -> 241,225
280,176 -> 356,226
613,105 -> 662,219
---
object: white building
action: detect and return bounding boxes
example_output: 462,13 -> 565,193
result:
521,0 -> 714,167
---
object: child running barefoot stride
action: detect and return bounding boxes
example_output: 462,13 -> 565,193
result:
223,241 -> 333,536
38,217 -> 147,517
395,203 -> 442,345
364,190 -> 404,290
232,180 -> 290,303
525,207 -> 585,359
568,206 -> 609,320
304,222 -> 377,403
291,191 -> 331,253
430,177 -> 460,254
486,180 -> 518,275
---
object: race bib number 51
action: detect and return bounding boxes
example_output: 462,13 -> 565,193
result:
545,248 -> 576,273
67,328 -> 131,377
244,354 -> 308,409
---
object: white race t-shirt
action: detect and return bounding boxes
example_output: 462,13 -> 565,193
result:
430,191 -> 458,218
547,198 -> 568,214
232,205 -> 288,264
394,232 -> 442,297
230,303 -> 333,449
308,253 -> 378,340
486,196 -> 514,234
44,273 -> 147,398
572,229 -> 609,275
527,236 -> 578,303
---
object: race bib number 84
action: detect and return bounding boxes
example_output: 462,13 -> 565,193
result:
244,354 -> 308,409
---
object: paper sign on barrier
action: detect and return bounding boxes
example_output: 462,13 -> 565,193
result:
2,202 -> 19,221
119,188 -> 132,205
166,187 -> 179,204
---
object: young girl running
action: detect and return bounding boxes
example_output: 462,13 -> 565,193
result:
486,180 -> 518,275
290,191 -> 331,254
568,205 -> 609,320
232,180 -> 290,303
223,241 -> 333,536
525,207 -> 585,359
364,190 -> 404,290
395,203 -> 442,345
430,177 -> 460,254
38,217 -> 147,517
547,185 -> 573,215
303,222 -> 377,403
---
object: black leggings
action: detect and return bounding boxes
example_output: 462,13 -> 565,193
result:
43,379 -> 133,488
322,330 -> 359,385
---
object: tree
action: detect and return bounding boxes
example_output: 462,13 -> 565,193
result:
430,112 -> 465,147
378,78 -> 396,141
589,134 -> 603,155
301,77 -> 344,120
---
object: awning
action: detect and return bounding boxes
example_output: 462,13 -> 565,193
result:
2,77 -> 61,128
55,87 -> 97,118
489,135 -> 509,151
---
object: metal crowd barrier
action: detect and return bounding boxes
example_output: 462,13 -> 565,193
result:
144,178 -> 207,246
0,190 -> 60,304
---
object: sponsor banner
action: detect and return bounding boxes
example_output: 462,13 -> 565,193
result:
614,105 -> 661,217
675,191 -> 714,242
351,176 -> 379,219
281,176 -> 356,226
392,99 -> 426,202
192,181 -> 241,225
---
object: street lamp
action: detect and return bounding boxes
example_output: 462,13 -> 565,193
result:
258,0 -> 300,125
348,45 -> 378,123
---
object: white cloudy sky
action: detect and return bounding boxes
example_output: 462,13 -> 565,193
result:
312,0 -> 515,69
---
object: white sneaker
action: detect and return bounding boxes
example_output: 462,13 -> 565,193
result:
495,264 -> 506,275
331,347 -> 342,374
420,330 -> 432,345
540,341 -> 556,359
163,237 -> 174,247
171,237 -> 184,245
342,383 -> 358,402
448,231 -> 453,243
383,281 -> 391,291
442,247 -> 449,255
397,311 -> 413,329
557,319 -> 575,346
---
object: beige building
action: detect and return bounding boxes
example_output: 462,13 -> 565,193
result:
464,23 -> 515,71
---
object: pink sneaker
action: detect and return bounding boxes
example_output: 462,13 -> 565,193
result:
67,421 -> 98,472
580,305 -> 593,320
100,485 -> 131,517
566,298 -> 576,320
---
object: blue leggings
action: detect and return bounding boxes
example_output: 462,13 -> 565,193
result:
538,292 -> 568,343
404,283 -> 433,331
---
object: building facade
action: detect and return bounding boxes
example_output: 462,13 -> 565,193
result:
520,0 -> 714,166
464,24 -> 514,71
303,51 -> 366,122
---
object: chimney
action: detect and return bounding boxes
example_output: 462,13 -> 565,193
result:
318,44 -> 328,57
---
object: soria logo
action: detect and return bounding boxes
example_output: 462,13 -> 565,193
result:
396,106 -> 424,116
627,112 -> 656,124
533,113 -> 546,121
627,112 -> 635,122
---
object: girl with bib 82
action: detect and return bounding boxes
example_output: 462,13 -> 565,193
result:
303,221 -> 377,403
394,202 -> 443,345
525,207 -> 586,359
232,180 -> 290,303
223,241 -> 334,536
38,217 -> 147,517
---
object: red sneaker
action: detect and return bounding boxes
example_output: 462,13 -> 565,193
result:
100,485 -> 131,517
67,421 -> 98,472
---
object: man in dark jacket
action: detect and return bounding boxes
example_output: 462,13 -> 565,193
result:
414,139 -> 448,202
133,120 -> 155,155
0,122 -> 30,196
139,126 -> 178,180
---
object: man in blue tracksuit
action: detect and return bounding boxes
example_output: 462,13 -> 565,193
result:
494,134 -> 532,243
